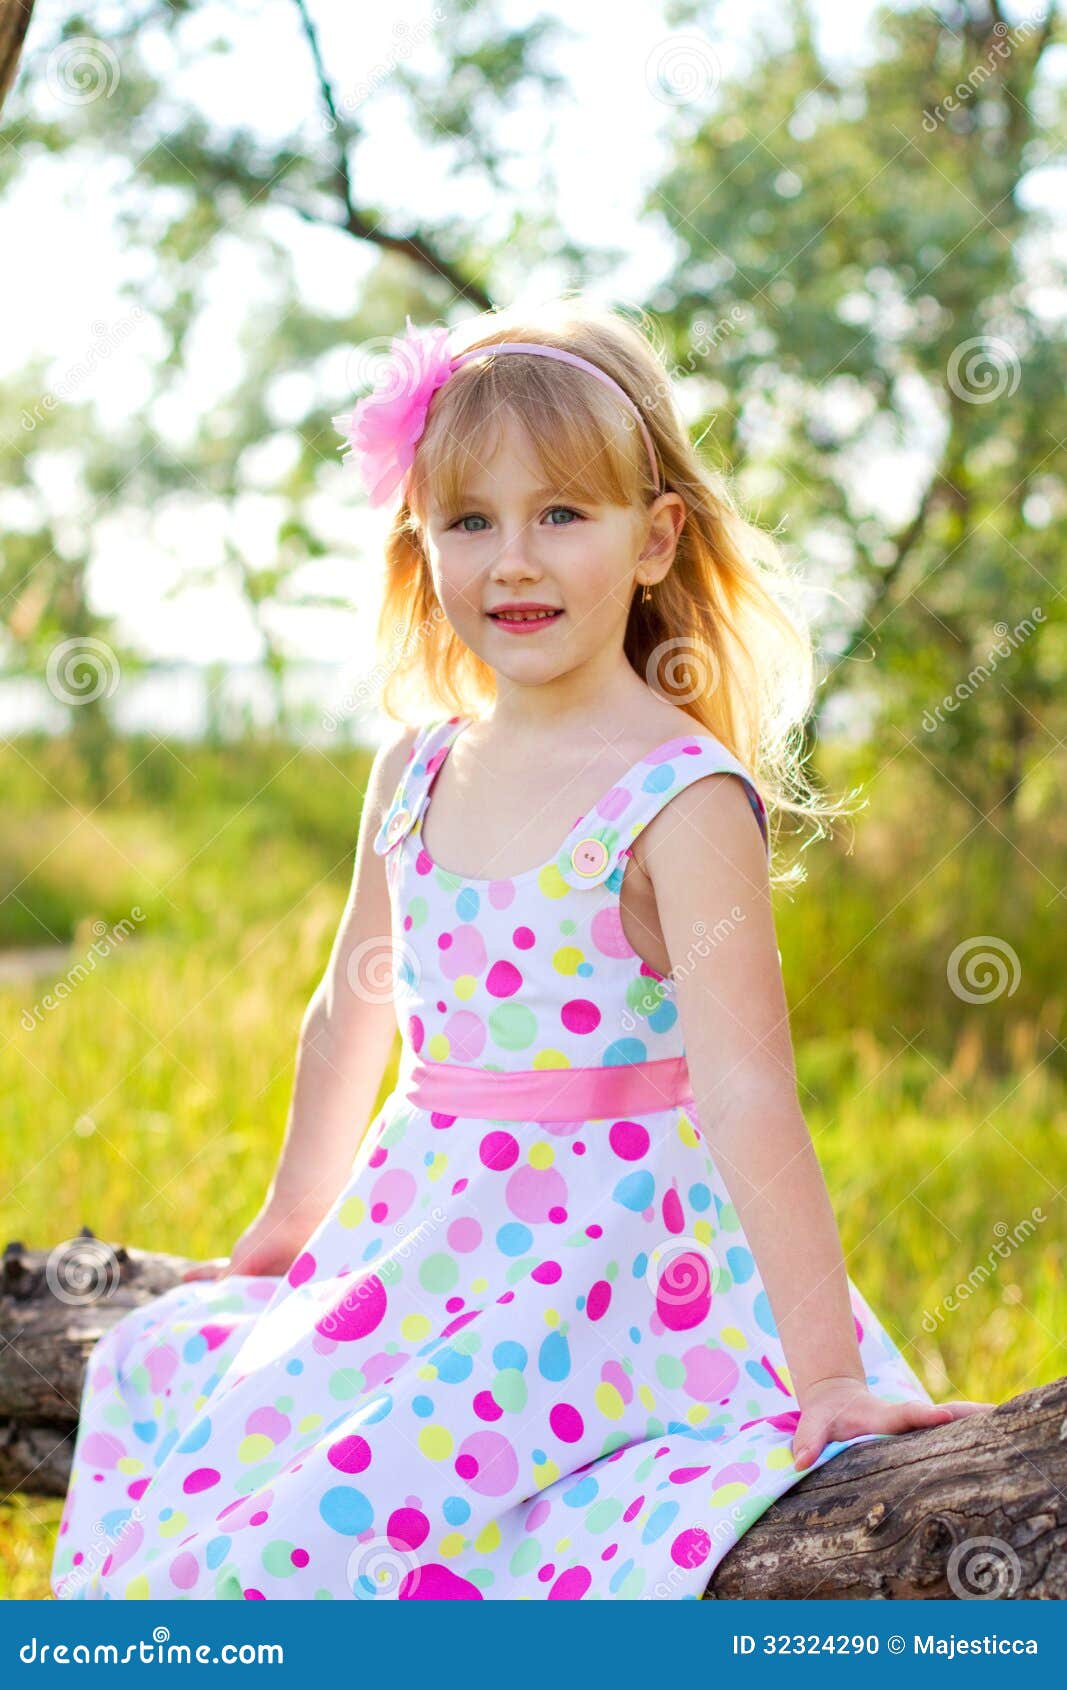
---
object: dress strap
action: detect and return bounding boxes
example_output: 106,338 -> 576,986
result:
555,730 -> 770,892
372,716 -> 467,857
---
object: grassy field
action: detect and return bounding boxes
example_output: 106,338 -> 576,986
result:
2,732 -> 1063,1599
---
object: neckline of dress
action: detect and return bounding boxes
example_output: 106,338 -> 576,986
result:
412,714 -> 718,887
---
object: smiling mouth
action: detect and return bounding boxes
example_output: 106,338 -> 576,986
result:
486,609 -> 564,623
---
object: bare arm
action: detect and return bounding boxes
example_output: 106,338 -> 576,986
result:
182,723 -> 418,1280
640,774 -> 865,1397
261,722 -> 418,1221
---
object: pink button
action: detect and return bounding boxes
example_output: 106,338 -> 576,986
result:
570,837 -> 609,877
387,806 -> 410,840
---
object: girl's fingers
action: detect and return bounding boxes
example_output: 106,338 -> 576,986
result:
179,1258 -> 228,1282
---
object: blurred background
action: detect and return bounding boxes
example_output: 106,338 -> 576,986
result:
1,0 -> 1065,1597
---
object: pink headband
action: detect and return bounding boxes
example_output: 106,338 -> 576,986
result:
332,315 -> 662,509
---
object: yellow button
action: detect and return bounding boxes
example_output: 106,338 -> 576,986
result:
387,806 -> 411,841
570,837 -> 609,877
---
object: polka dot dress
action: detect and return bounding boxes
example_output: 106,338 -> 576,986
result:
51,715 -> 932,1601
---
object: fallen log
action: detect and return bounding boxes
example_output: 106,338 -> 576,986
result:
3,1230 -> 1064,1598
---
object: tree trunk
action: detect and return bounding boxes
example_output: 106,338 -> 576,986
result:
4,1230 -> 1063,1598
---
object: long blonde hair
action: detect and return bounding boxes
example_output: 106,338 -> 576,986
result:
367,295 -> 851,879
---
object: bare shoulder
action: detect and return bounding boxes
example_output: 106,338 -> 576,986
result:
633,765 -> 769,894
361,721 -> 422,833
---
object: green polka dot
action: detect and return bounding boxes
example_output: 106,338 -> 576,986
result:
718,1202 -> 740,1230
586,1499 -> 623,1533
328,1368 -> 364,1400
419,1252 -> 459,1294
510,1538 -> 541,1575
262,1540 -> 298,1578
493,1368 -> 527,1412
487,1001 -> 538,1051
656,1354 -> 685,1388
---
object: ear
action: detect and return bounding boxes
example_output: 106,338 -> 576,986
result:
638,490 -> 687,571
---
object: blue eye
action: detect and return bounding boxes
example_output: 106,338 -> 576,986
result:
545,507 -> 581,526
449,507 -> 583,533
453,514 -> 489,532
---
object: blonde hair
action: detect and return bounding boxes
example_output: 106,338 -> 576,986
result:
368,295 -> 853,881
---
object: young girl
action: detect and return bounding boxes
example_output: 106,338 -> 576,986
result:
51,299 -> 989,1602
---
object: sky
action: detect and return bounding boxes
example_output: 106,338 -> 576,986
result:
1,0 -> 1062,735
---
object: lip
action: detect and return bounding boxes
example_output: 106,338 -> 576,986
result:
486,604 -> 565,635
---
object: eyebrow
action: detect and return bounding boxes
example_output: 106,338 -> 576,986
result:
440,484 -> 586,508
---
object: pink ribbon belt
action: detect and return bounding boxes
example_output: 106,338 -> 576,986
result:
396,1054 -> 694,1122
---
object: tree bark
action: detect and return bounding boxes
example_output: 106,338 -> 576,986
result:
3,1231 -> 1063,1598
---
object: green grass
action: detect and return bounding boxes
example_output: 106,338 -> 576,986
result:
2,732 -> 1063,1599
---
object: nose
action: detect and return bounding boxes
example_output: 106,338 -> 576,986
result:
490,521 -> 542,579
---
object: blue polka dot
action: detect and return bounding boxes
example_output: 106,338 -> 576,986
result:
434,1347 -> 473,1384
613,1170 -> 655,1212
603,1038 -> 648,1066
497,1222 -> 533,1257
726,1245 -> 755,1284
493,1341 -> 527,1372
206,1536 -> 231,1569
456,888 -> 481,921
538,1330 -> 571,1383
688,1184 -> 711,1211
562,1475 -> 598,1508
176,1417 -> 211,1454
181,1334 -> 207,1364
443,1496 -> 471,1525
286,1358 -> 303,1374
319,1485 -> 373,1536
753,1290 -> 778,1336
642,1500 -> 680,1543
412,1395 -> 434,1418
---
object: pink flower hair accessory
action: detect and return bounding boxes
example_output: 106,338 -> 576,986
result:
333,317 -> 661,509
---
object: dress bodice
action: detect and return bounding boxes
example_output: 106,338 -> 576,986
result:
372,715 -> 769,1075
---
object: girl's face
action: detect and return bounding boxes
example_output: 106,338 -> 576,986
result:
419,412 -> 683,682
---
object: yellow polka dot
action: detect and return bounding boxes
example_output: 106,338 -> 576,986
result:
338,1194 -> 365,1229
712,1481 -> 752,1505
427,1153 -> 447,1183
537,863 -> 570,899
438,1531 -> 465,1558
418,1425 -> 453,1461
693,1218 -> 712,1246
455,975 -> 476,999
238,1433 -> 274,1464
533,1458 -> 561,1489
553,1536 -> 572,1552
551,947 -> 585,975
678,1115 -> 700,1148
543,1308 -> 560,1328
638,1384 -> 656,1412
720,1326 -> 747,1348
298,1414 -> 322,1433
529,1140 -> 554,1169
685,1404 -> 709,1426
401,1313 -> 431,1341
124,1574 -> 150,1598
532,1049 -> 569,1070
471,1278 -> 488,1294
158,1511 -> 188,1539
595,1382 -> 624,1420
426,1033 -> 450,1060
116,1456 -> 143,1476
418,1365 -> 437,1380
474,1520 -> 501,1553
767,1445 -> 795,1470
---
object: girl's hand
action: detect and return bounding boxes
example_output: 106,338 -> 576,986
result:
792,1374 -> 995,1470
178,1199 -> 325,1284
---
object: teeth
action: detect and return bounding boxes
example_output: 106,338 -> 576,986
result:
494,610 -> 559,621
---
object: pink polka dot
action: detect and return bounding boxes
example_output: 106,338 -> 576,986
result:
549,1565 -> 593,1599
486,959 -> 523,998
513,927 -> 535,949
586,1280 -> 612,1321
480,1131 -> 519,1170
609,1120 -> 649,1160
549,1403 -> 584,1443
399,1562 -> 483,1600
671,1526 -> 712,1569
388,1506 -> 430,1551
183,1468 -> 220,1494
288,1253 -> 316,1288
662,1186 -> 684,1234
561,999 -> 600,1034
448,1216 -> 483,1252
327,1435 -> 372,1474
169,1551 -> 199,1590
